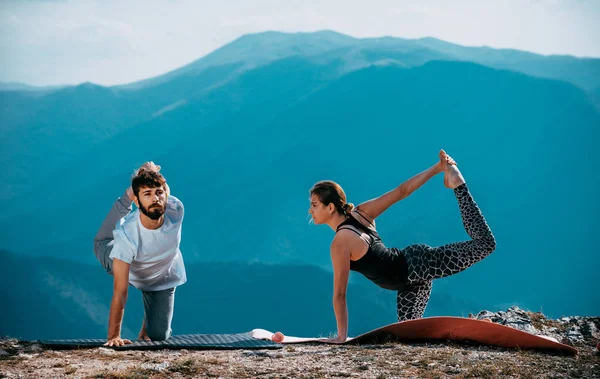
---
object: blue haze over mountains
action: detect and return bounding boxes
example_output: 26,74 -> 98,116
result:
1,31 -> 598,339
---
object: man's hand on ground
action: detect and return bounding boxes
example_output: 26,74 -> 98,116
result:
104,337 -> 132,347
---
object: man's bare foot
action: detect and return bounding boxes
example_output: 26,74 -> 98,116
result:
138,321 -> 151,341
439,149 -> 466,189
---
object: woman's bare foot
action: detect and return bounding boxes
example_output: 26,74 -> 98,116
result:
439,149 -> 466,189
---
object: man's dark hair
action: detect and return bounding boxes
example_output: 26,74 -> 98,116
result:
132,169 -> 167,197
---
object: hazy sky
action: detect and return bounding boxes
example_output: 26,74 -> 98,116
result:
1,0 -> 598,86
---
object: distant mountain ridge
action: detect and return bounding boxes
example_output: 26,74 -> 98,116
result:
117,31 -> 599,92
0,81 -> 67,92
4,31 -> 598,92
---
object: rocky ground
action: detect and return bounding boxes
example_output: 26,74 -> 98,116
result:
1,307 -> 599,379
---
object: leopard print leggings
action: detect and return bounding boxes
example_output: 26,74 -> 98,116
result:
397,184 -> 496,321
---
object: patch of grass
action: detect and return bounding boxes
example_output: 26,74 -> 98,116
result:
249,369 -> 277,377
0,339 -> 19,349
362,344 -> 396,350
462,365 -> 495,379
41,350 -> 63,358
228,366 -> 253,378
0,355 -> 25,364
168,358 -> 200,376
0,348 -> 18,358
421,372 -> 446,379
496,361 -> 530,377
330,372 -> 352,377
64,366 -> 77,375
198,356 -> 226,365
444,366 -> 462,375
568,368 -> 585,378
91,368 -> 165,379
528,311 -> 567,332
446,355 -> 462,366
410,358 -> 434,369
352,355 -> 375,364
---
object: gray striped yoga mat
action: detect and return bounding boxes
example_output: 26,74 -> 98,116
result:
39,332 -> 281,350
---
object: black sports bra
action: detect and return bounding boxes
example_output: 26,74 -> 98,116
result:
336,210 -> 408,291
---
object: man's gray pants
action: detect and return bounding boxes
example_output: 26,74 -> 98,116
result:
93,191 -> 175,341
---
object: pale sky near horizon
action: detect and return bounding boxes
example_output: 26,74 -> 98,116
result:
0,0 -> 598,86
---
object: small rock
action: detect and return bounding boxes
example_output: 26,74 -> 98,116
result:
560,337 -> 574,347
242,351 -> 270,358
180,349 -> 189,354
141,362 -> 170,371
18,353 -> 34,359
29,344 -> 44,353
96,347 -> 116,355
502,317 -> 538,334
0,349 -> 8,356
580,321 -> 600,339
508,306 -> 527,317
475,310 -> 497,320
566,326 -> 584,342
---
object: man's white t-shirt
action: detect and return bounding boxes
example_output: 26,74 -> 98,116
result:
109,196 -> 187,292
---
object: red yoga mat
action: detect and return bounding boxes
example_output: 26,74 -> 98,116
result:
252,317 -> 577,355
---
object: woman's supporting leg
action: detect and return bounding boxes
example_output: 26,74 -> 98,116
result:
396,183 -> 496,320
396,281 -> 433,321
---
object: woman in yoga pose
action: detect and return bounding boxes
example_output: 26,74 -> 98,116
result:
308,150 -> 496,342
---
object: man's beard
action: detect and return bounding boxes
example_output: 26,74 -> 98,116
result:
139,201 -> 166,220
